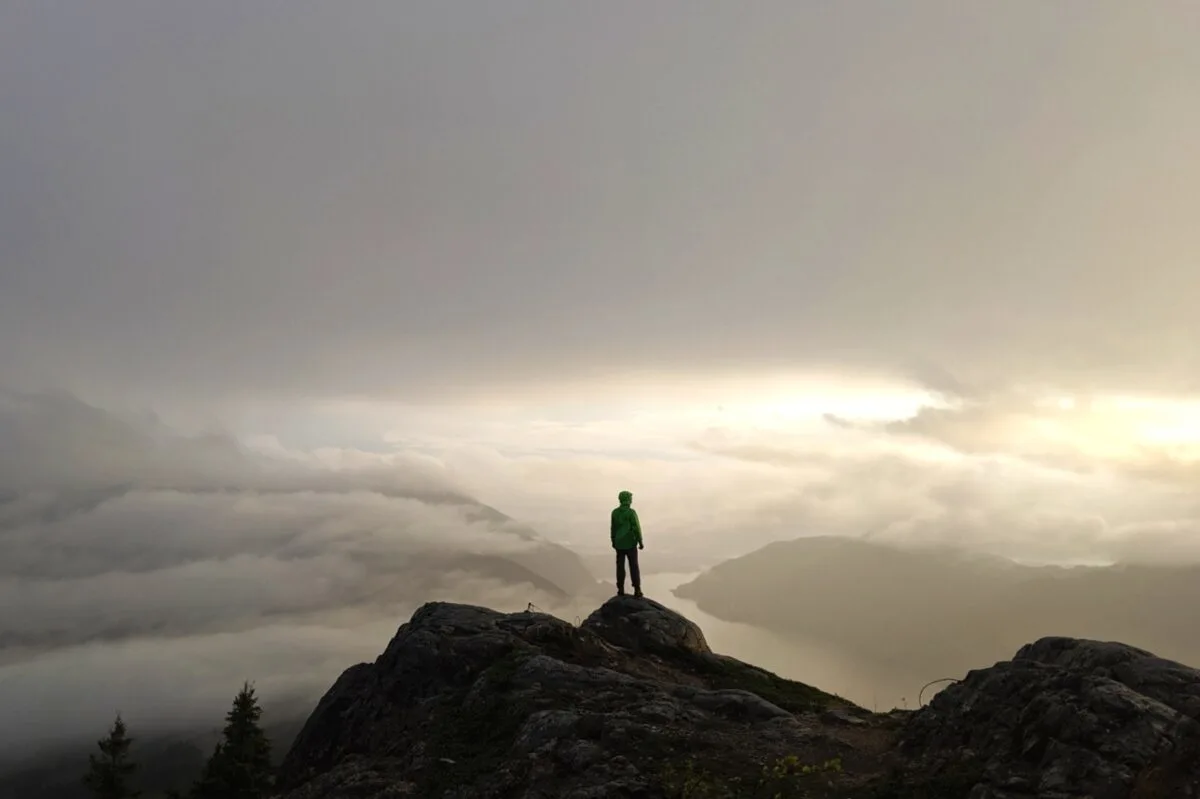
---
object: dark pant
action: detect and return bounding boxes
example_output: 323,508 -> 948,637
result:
615,547 -> 640,592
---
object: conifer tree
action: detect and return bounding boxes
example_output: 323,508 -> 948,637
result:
191,682 -> 273,799
82,714 -> 140,799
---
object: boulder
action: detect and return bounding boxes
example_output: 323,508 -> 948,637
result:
900,637 -> 1200,798
580,595 -> 711,656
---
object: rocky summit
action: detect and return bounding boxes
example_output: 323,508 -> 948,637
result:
275,596 -> 1200,799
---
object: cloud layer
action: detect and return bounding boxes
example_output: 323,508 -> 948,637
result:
5,378 -> 1200,761
0,392 -> 598,761
410,383 -> 1200,568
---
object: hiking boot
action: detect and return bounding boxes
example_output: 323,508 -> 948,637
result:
634,588 -> 644,598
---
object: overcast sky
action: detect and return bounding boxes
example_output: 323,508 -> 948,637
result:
4,1 -> 1200,404
4,1 -> 1200,760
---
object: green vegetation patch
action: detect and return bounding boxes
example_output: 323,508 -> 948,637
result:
691,654 -> 838,714
855,762 -> 987,799
660,755 -> 846,799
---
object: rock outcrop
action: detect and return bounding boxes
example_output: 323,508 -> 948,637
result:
276,598 -> 1200,799
899,636 -> 1200,798
580,595 -> 710,657
276,597 -> 887,798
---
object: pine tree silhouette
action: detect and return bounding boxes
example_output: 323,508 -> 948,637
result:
191,682 -> 273,799
82,714 -> 140,799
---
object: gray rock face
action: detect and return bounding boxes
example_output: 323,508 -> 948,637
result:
275,599 -> 1200,799
275,597 -> 869,799
900,637 -> 1200,798
580,595 -> 711,656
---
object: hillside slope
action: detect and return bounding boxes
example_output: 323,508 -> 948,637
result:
674,536 -> 1200,676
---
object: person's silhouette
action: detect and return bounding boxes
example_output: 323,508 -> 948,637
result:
610,490 -> 644,597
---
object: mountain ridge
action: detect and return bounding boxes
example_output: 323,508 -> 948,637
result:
273,594 -> 1200,798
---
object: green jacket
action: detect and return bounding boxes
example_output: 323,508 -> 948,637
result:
610,490 -> 643,550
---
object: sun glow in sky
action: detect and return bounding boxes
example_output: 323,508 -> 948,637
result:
229,372 -> 1200,468
714,381 -> 936,426
207,370 -> 1200,571
1024,394 -> 1200,459
1109,397 -> 1200,449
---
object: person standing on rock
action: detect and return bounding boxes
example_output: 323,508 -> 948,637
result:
611,490 -> 644,597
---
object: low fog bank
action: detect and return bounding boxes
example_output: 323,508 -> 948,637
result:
0,576 -> 594,768
677,536 -> 1200,681
0,391 -> 602,763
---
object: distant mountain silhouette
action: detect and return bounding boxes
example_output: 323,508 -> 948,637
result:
675,536 -> 1200,677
